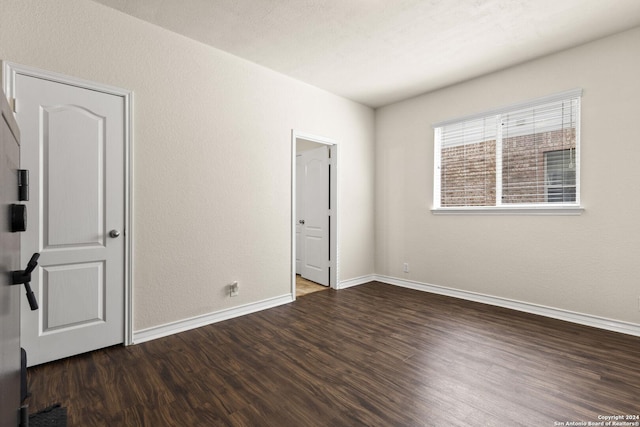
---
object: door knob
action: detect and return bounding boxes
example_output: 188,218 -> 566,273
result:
299,220 -> 305,225
109,229 -> 121,238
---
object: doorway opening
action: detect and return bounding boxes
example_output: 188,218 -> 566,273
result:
291,131 -> 338,299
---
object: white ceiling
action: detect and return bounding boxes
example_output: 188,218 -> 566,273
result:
91,0 -> 640,108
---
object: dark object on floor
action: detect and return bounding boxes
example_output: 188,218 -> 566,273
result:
20,348 -> 28,403
29,404 -> 67,427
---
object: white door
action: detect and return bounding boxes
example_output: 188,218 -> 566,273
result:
14,73 -> 126,366
296,146 -> 330,286
0,91 -> 22,427
295,154 -> 305,274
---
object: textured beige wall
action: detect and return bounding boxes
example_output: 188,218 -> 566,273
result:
375,27 -> 640,324
0,0 -> 375,331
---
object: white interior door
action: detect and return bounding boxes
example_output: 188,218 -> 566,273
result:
14,72 -> 126,366
297,146 -> 330,286
295,154 -> 305,274
0,91 -> 22,427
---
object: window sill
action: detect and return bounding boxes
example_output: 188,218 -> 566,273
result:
431,206 -> 585,216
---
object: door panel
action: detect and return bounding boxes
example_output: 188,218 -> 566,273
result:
43,262 -> 104,331
44,105 -> 105,248
0,89 -> 21,427
15,73 -> 125,366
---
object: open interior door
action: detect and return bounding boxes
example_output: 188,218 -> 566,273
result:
0,88 -> 23,427
11,70 -> 126,366
296,146 -> 330,286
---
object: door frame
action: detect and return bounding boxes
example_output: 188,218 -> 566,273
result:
2,61 -> 134,346
291,130 -> 338,298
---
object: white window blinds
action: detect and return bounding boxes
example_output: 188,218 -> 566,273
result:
438,117 -> 498,207
434,90 -> 581,210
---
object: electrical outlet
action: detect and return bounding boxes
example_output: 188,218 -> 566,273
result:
230,281 -> 239,297
403,262 -> 409,273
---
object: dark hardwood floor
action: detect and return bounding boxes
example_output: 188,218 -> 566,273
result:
25,282 -> 640,426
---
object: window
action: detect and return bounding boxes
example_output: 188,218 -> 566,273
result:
433,89 -> 582,213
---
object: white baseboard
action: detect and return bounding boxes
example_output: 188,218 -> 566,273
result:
133,294 -> 294,344
374,275 -> 640,338
132,276 -> 640,344
338,274 -> 377,289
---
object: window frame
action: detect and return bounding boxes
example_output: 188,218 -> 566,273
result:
432,89 -> 584,215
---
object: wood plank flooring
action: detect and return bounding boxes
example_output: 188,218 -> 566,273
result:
296,275 -> 328,297
25,282 -> 640,426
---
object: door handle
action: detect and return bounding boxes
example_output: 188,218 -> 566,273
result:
109,229 -> 121,238
298,220 -> 305,225
12,253 -> 40,311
